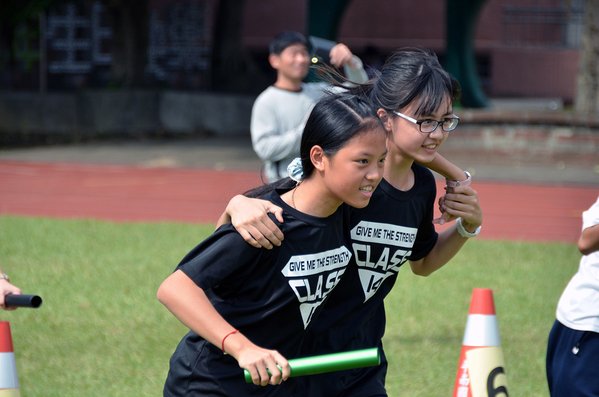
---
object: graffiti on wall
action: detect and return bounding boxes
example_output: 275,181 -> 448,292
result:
45,0 -> 211,88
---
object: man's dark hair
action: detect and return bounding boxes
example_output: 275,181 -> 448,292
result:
269,31 -> 308,55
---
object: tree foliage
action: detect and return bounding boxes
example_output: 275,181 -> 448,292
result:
0,0 -> 67,71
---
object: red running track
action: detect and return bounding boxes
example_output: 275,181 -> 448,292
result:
1,160 -> 597,243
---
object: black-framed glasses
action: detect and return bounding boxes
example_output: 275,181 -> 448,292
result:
393,111 -> 460,133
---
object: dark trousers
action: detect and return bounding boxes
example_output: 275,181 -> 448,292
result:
546,320 -> 599,397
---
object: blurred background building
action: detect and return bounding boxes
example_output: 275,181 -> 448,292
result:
1,0 -> 585,105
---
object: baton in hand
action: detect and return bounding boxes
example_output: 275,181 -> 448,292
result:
244,347 -> 380,383
4,294 -> 43,308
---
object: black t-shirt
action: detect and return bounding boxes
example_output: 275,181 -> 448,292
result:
164,190 -> 352,397
301,163 -> 439,396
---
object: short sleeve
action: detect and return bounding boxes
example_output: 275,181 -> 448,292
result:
176,225 -> 266,291
582,197 -> 599,231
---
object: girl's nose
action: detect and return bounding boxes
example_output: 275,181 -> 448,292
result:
428,125 -> 445,140
366,164 -> 382,182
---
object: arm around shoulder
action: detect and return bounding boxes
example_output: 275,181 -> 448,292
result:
218,195 -> 285,249
421,153 -> 467,181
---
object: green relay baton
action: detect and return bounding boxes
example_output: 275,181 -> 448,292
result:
244,348 -> 380,383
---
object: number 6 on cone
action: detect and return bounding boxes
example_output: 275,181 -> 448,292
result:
453,288 -> 509,397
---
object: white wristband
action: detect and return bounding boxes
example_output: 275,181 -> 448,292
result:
456,217 -> 481,238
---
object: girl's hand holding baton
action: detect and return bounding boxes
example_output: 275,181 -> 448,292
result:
230,338 -> 291,386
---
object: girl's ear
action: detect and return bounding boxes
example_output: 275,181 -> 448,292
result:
377,109 -> 393,133
310,145 -> 326,172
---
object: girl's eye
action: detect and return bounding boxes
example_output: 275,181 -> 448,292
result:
421,119 -> 436,127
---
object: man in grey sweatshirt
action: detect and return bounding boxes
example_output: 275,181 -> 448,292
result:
250,31 -> 369,182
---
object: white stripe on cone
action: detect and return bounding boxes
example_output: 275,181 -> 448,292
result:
462,314 -> 501,347
0,352 -> 20,389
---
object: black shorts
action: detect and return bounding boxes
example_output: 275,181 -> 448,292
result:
546,319 -> 599,397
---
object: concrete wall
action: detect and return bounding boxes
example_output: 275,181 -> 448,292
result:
0,91 -> 255,138
490,48 -> 580,102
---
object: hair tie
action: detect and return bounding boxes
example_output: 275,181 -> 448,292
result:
288,158 -> 304,183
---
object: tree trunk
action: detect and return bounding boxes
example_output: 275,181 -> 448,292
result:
103,0 -> 149,88
575,0 -> 599,114
211,0 -> 267,93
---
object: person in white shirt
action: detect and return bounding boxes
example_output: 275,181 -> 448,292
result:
251,31 -> 368,182
547,195 -> 599,396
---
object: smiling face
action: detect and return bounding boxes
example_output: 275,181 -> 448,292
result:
319,127 -> 388,210
269,43 -> 311,86
387,95 -> 454,164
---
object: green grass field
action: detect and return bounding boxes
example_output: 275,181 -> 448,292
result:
0,216 -> 579,396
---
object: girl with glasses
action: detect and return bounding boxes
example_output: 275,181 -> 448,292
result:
219,47 -> 482,396
157,92 -> 388,397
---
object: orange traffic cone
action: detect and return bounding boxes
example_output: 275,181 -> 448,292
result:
0,321 -> 21,397
453,289 -> 509,397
